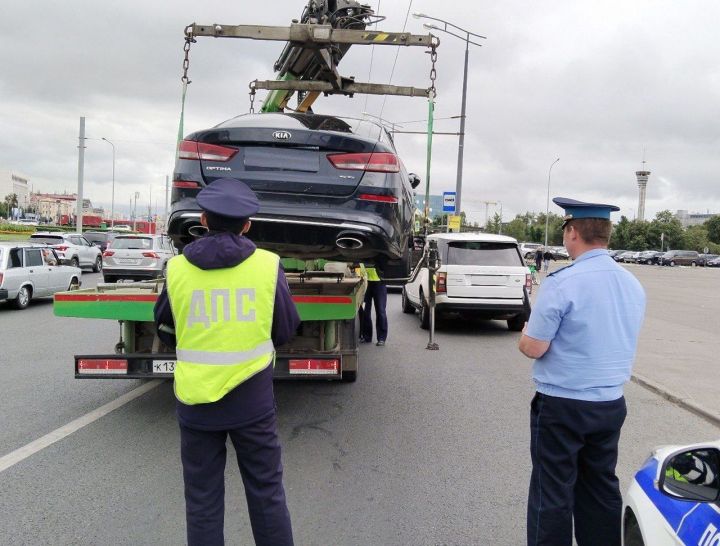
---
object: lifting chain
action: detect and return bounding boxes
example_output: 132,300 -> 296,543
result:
181,25 -> 195,85
248,81 -> 257,113
428,42 -> 438,98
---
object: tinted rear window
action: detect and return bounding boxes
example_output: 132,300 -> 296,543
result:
84,233 -> 108,243
112,237 -> 153,250
446,242 -> 523,266
30,235 -> 64,244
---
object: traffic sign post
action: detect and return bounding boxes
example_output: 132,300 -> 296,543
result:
442,192 -> 456,213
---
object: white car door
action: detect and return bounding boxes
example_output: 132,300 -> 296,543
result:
23,248 -> 50,297
43,249 -> 68,292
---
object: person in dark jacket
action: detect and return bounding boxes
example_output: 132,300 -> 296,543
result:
154,178 -> 300,546
542,249 -> 555,272
534,247 -> 543,271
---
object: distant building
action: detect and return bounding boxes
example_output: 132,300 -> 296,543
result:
414,194 -> 445,220
0,170 -> 31,214
675,210 -> 719,228
30,192 -> 77,223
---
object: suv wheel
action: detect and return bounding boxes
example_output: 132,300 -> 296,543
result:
669,260 -> 676,266
401,287 -> 414,314
691,261 -> 697,267
507,313 -> 526,332
70,256 -> 80,268
92,256 -> 102,272
14,286 -> 31,310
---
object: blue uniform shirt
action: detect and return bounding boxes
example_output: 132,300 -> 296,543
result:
526,248 -> 646,401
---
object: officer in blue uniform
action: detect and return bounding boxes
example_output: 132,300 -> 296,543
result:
518,197 -> 646,546
154,179 -> 300,546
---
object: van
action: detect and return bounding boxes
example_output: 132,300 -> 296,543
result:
659,250 -> 700,267
401,233 -> 531,331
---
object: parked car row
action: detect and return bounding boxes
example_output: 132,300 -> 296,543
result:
610,249 -> 719,267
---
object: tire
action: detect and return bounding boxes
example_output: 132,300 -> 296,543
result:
92,256 -> 102,273
507,313 -> 526,332
159,263 -> 168,279
70,256 -> 80,269
68,277 -> 80,291
378,250 -> 411,282
691,261 -> 697,267
623,509 -> 645,546
670,260 -> 675,266
14,286 -> 31,310
401,287 -> 415,314
420,290 -> 430,330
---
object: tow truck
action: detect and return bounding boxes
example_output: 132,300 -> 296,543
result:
54,0 -> 442,381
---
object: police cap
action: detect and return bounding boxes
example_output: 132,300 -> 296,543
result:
196,178 -> 260,219
553,197 -> 620,228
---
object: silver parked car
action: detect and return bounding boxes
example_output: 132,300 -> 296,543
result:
29,232 -> 102,272
102,234 -> 175,282
0,242 -> 82,309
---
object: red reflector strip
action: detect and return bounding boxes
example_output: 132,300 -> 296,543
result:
78,359 -> 128,374
173,181 -> 201,188
291,296 -> 353,304
288,359 -> 339,375
357,193 -> 399,204
55,293 -> 158,302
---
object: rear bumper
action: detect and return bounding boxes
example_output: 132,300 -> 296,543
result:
435,297 -> 526,318
103,268 -> 161,279
0,288 -> 8,301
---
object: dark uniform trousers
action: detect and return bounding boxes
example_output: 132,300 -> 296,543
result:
180,411 -> 294,546
360,281 -> 388,342
527,393 -> 627,546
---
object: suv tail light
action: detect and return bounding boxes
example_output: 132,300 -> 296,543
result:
55,245 -> 68,252
525,273 -> 532,294
436,272 -> 447,294
178,140 -> 238,162
142,252 -> 160,258
0,272 -> 3,286
103,251 -> 114,257
327,152 -> 400,173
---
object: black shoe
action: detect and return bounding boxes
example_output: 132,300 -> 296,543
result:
376,340 -> 385,346
359,337 -> 369,343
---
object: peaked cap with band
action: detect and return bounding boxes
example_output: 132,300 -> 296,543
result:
553,197 -> 620,228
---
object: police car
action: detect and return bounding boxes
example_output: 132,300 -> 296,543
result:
623,440 -> 720,545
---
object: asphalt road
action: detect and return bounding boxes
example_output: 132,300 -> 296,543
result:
1,267 -> 718,545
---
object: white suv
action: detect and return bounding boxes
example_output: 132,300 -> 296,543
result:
29,232 -> 102,272
401,233 -> 532,331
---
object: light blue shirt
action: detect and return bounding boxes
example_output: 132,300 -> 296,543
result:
526,248 -> 646,401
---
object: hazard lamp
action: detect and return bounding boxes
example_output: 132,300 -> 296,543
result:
77,358 -> 128,375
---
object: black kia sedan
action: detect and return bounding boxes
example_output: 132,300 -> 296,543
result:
168,113 -> 420,279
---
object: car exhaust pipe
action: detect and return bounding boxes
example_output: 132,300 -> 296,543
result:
188,225 -> 209,238
335,234 -> 365,250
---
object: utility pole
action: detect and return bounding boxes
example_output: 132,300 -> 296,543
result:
481,200 -> 497,229
133,192 -> 139,231
76,117 -> 86,233
165,175 -> 169,227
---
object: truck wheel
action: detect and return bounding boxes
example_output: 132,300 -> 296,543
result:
92,256 -> 102,272
420,291 -> 430,330
401,287 -> 414,314
14,286 -> 31,310
507,313 -> 526,332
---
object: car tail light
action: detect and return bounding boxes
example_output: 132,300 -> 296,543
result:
177,140 -> 237,161
0,272 -> 3,286
327,152 -> 400,173
436,272 -> 447,293
525,273 -> 532,294
103,251 -> 114,257
55,245 -> 68,252
357,193 -> 399,204
173,180 -> 201,189
142,252 -> 160,258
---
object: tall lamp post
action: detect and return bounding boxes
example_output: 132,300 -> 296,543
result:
101,137 -> 116,230
544,158 -> 560,249
133,191 -> 140,231
412,13 -> 485,216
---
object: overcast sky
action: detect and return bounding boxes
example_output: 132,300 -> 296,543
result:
2,1 -> 719,224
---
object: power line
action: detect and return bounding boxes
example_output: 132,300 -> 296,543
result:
379,0 -> 413,118
362,0 -> 381,112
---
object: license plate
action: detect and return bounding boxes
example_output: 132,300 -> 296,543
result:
116,258 -> 138,264
152,360 -> 176,373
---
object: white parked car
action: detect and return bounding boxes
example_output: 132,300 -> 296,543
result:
519,242 -> 543,259
623,440 -> 720,545
29,232 -> 102,272
0,242 -> 81,309
102,234 -> 176,282
401,233 -> 532,331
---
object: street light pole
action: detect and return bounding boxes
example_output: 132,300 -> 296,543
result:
544,158 -> 560,249
133,192 -> 139,231
413,13 -> 485,216
101,137 -> 115,229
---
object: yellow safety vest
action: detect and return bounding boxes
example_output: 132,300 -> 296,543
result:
166,249 -> 279,405
365,266 -> 381,282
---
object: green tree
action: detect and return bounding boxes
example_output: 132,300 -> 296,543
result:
486,212 -> 502,234
648,210 -> 685,251
505,217 -> 529,241
684,225 -> 710,252
704,215 -> 720,244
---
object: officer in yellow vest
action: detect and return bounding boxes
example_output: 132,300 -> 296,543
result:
154,178 -> 300,546
359,266 -> 388,346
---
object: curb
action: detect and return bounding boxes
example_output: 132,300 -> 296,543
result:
631,373 -> 720,429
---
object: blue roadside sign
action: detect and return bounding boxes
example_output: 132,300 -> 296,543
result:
443,192 -> 456,213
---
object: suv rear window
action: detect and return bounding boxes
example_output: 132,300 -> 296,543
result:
112,237 -> 153,250
446,242 -> 523,266
30,235 -> 64,244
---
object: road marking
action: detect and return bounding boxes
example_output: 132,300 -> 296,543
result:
0,380 -> 164,474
